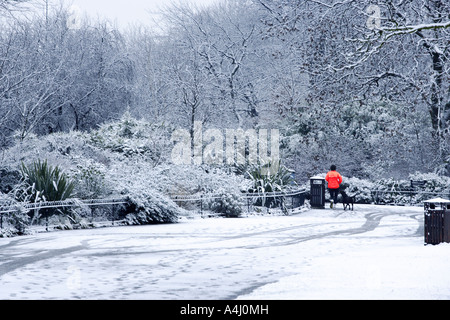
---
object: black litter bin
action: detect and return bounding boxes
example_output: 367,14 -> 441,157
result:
310,176 -> 325,209
424,198 -> 450,245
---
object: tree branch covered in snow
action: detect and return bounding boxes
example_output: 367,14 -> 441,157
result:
0,0 -> 27,11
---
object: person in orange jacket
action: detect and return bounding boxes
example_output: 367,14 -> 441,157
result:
325,165 -> 342,208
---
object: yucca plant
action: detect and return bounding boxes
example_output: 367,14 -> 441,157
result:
246,160 -> 295,208
20,160 -> 75,203
247,160 -> 294,194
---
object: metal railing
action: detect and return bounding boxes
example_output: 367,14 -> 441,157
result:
170,188 -> 307,216
370,189 -> 450,206
0,189 -> 308,231
0,198 -> 127,213
0,198 -> 127,231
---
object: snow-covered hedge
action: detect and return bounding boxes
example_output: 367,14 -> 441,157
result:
373,172 -> 450,205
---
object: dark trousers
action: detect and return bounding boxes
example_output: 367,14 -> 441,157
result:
329,188 -> 339,203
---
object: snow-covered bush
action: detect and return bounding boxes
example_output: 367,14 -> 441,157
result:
0,193 -> 29,237
372,177 -> 411,204
154,164 -> 251,196
69,157 -> 111,199
0,130 -> 114,180
243,161 -> 296,208
89,111 -> 171,165
205,189 -> 243,217
53,201 -> 92,230
123,190 -> 184,224
105,159 -> 188,224
412,172 -> 450,195
340,176 -> 375,204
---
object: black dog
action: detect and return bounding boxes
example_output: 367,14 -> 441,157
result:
340,190 -> 355,211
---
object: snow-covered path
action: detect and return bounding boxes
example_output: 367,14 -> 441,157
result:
1,204 -> 449,300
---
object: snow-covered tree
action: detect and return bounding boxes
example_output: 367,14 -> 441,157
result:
256,0 -> 450,176
0,6 -> 134,146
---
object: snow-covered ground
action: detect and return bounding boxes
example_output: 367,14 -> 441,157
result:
1,204 -> 449,300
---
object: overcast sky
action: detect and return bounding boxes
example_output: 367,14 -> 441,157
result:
61,0 -> 219,30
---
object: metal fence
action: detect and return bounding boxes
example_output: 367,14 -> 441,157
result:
170,189 -> 307,216
369,179 -> 450,206
0,189 -> 308,231
370,190 -> 450,206
0,198 -> 127,231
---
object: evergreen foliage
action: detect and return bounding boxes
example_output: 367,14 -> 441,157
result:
246,160 -> 295,208
247,160 -> 295,194
19,159 -> 75,203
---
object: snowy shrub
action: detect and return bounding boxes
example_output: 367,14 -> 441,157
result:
372,177 -> 411,204
123,190 -> 184,224
9,160 -> 77,225
155,164 -> 251,196
69,157 -> 111,199
245,161 -> 295,208
105,160 -> 188,224
411,172 -> 450,195
0,130 -> 112,178
0,193 -> 29,237
90,112 -> 171,165
5,207 -> 30,236
205,189 -> 243,217
340,177 -> 375,204
53,202 -> 92,230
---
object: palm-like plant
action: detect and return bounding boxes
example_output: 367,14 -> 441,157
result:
246,160 -> 295,208
247,160 -> 294,194
20,160 -> 75,203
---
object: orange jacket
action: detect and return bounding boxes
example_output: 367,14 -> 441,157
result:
325,171 -> 342,189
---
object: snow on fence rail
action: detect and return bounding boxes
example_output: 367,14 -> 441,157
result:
370,189 -> 450,205
0,198 -> 129,230
0,189 -> 308,229
170,188 -> 307,216
0,189 -> 307,213
0,198 -> 128,214
168,189 -> 307,202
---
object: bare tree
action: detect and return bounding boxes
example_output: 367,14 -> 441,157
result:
161,0 -> 263,129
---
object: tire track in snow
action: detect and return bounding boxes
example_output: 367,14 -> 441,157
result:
240,210 -> 418,249
0,241 -> 89,277
0,207 -> 422,279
